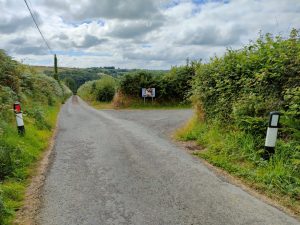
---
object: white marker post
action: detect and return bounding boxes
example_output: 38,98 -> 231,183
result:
264,111 -> 280,160
14,101 -> 25,135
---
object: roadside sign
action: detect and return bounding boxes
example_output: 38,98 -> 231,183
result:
142,88 -> 155,98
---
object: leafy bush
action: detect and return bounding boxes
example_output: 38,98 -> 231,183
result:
0,50 -> 21,93
26,107 -> 51,130
77,75 -> 117,102
192,29 -> 300,136
119,71 -> 156,98
0,140 -> 21,180
179,30 -> 300,210
95,76 -> 117,102
64,77 -> 77,94
77,65 -> 194,106
0,50 -> 71,223
118,65 -> 194,103
157,65 -> 195,102
96,85 -> 115,102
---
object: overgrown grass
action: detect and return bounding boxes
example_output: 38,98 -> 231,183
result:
86,100 -> 114,110
0,104 -> 60,224
112,91 -> 190,110
0,50 -> 71,224
176,117 -> 300,215
175,30 -> 300,215
125,102 -> 191,110
83,96 -> 191,110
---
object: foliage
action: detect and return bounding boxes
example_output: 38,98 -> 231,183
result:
192,29 -> 300,136
118,71 -> 157,98
56,69 -> 101,94
177,117 -> 300,212
0,50 -> 71,224
64,77 -> 76,94
40,66 -> 167,94
117,65 -> 195,104
158,65 -> 195,102
26,107 -> 51,130
77,75 -> 117,103
0,195 -> 11,225
0,50 -> 21,93
178,30 -> 300,212
0,140 -> 21,180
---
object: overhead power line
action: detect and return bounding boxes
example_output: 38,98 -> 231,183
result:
23,0 -> 53,54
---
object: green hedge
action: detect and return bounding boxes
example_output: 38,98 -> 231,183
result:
118,65 -> 195,103
192,29 -> 300,139
77,75 -> 117,102
0,50 -> 71,224
182,30 -> 300,205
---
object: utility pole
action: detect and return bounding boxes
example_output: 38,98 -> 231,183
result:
54,54 -> 58,80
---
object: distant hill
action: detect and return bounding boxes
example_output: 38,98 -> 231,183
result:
34,66 -> 168,94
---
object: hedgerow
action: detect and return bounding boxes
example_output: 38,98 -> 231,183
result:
118,65 -> 195,103
178,29 -> 300,209
192,29 -> 300,135
0,50 -> 71,224
77,75 -> 117,102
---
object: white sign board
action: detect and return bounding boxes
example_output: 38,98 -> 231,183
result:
142,88 -> 155,98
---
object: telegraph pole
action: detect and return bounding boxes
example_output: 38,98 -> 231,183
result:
54,54 -> 58,80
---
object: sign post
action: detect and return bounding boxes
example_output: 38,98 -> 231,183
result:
142,88 -> 155,104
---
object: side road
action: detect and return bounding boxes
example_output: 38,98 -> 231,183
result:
36,96 -> 299,225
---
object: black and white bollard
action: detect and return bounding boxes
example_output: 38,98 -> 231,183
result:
263,111 -> 280,160
14,101 -> 25,135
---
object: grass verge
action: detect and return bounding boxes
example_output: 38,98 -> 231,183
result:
86,100 -> 114,110
175,116 -> 300,217
0,104 -> 61,225
81,96 -> 191,110
119,102 -> 191,110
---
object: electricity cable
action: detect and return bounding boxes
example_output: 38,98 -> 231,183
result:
23,0 -> 54,54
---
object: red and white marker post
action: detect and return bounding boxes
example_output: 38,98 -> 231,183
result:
14,101 -> 25,135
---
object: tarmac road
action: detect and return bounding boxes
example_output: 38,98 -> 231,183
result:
37,96 -> 300,225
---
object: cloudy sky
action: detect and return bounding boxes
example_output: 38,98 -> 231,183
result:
0,0 -> 299,69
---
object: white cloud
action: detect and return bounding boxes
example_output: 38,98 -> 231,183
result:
0,0 -> 299,69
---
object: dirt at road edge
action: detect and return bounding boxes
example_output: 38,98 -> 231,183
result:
13,114 -> 60,225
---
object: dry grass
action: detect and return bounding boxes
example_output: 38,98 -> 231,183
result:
112,91 -> 133,108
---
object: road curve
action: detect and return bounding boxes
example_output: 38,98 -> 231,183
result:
37,96 -> 299,225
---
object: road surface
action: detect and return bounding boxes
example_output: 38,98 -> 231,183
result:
37,96 -> 299,225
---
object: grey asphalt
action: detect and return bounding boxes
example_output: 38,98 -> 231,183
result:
37,96 -> 300,225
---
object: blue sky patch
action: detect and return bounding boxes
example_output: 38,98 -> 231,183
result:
163,0 -> 181,9
67,18 -> 105,27
142,44 -> 152,48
